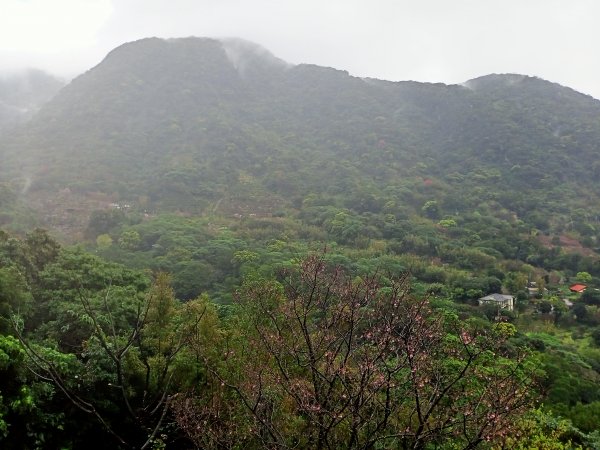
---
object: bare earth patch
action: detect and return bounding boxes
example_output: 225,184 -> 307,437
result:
538,234 -> 597,257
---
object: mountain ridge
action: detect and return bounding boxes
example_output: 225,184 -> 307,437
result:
1,37 -> 600,239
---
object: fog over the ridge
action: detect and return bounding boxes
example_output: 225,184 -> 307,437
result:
0,0 -> 599,99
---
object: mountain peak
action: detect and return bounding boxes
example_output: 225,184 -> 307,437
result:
219,38 -> 291,75
96,36 -> 290,80
463,73 -> 598,103
464,73 -> 536,90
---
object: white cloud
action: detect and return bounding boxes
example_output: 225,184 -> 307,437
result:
1,0 -> 599,99
0,0 -> 113,53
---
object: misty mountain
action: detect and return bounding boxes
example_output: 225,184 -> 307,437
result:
1,37 -> 600,235
0,69 -> 64,133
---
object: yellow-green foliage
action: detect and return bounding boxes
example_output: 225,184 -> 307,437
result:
499,409 -> 583,450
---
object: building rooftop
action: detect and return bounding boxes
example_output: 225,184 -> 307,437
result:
479,293 -> 514,302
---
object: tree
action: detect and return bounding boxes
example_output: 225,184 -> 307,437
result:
86,209 -> 125,239
592,328 -> 600,347
0,228 -> 60,287
503,409 -> 585,449
581,290 -> 600,306
573,303 -> 588,323
96,234 -> 113,250
15,266 -> 209,448
539,301 -> 553,314
118,230 -> 141,251
176,254 -> 537,449
549,296 -> 568,325
504,272 -> 527,295
422,200 -> 440,219
0,332 -> 79,449
576,272 -> 592,284
0,267 -> 31,334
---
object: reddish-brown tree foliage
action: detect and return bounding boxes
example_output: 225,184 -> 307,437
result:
175,254 -> 536,449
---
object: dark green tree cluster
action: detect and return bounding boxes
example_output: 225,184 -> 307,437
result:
0,232 -> 549,449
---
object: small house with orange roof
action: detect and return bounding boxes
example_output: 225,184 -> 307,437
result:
569,284 -> 587,293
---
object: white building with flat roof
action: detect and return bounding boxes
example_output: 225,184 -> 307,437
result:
478,293 -> 514,311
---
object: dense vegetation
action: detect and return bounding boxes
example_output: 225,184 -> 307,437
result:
1,37 -> 600,447
0,231 -> 546,448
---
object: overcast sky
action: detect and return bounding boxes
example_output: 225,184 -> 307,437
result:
1,0 -> 598,99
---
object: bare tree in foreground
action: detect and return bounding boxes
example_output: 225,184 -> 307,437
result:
175,254 -> 537,449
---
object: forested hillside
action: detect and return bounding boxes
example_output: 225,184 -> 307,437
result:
2,37 -> 600,235
2,37 -> 600,448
